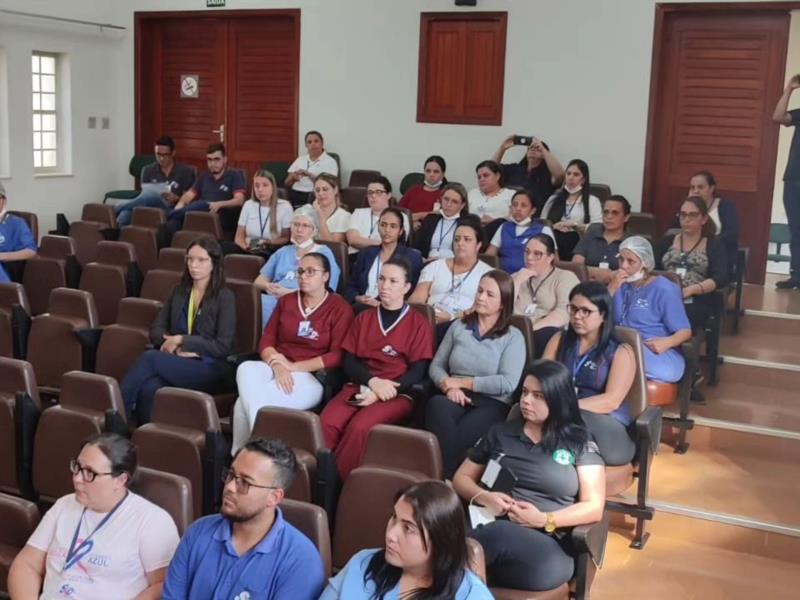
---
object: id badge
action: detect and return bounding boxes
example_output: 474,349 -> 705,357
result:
480,458 -> 503,488
675,267 -> 687,278
297,320 -> 312,337
598,261 -> 610,270
524,303 -> 537,316
437,293 -> 461,315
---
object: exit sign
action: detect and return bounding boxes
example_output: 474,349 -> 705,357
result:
207,0 -> 225,6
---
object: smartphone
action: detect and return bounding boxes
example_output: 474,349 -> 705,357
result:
513,135 -> 534,147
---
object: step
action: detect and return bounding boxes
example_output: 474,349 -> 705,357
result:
736,312 -> 800,337
741,282 -> 800,316
719,329 -> 799,366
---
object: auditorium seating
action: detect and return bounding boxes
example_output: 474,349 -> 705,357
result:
0,358 -> 40,498
69,204 -> 118,267
361,424 -> 443,479
102,153 -> 157,204
479,252 -> 500,269
627,212 -> 657,239
139,268 -> 182,303
132,467 -> 193,535
172,212 -> 223,248
0,282 -> 31,360
399,172 -> 424,195
79,241 -> 141,326
589,183 -> 612,204
348,169 -> 381,188
22,235 -> 80,316
224,254 -> 265,282
0,493 -> 40,594
555,259 -> 589,283
509,314 -> 535,367
282,499 -> 332,578
157,246 -> 187,272
340,187 -> 366,213
95,297 -> 162,383
120,225 -> 160,276
317,240 -> 349,293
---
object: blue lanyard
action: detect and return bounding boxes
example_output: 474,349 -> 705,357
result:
257,205 -> 270,238
63,493 -> 128,572
435,218 -> 457,250
572,351 -> 592,386
369,213 -> 378,236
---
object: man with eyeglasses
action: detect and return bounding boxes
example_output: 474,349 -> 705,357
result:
572,195 -> 631,283
162,437 -> 325,600
113,135 -> 197,227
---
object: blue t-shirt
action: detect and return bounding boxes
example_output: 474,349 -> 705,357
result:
319,548 -> 493,600
0,213 -> 37,254
193,169 -> 247,203
162,510 -> 325,600
0,263 -> 9,283
260,244 -> 341,292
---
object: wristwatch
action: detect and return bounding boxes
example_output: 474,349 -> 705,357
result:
544,512 -> 557,534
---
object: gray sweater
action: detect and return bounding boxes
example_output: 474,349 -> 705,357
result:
429,319 -> 526,405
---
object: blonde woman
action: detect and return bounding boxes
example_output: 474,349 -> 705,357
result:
230,169 -> 292,254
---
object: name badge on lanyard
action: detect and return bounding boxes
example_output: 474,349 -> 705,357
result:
598,261 -> 610,270
524,302 -> 537,316
480,455 -> 504,488
297,320 -> 313,337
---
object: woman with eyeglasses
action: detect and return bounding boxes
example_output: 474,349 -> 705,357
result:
313,172 -> 351,244
346,176 -> 410,256
233,252 -> 354,453
120,236 -> 236,424
321,257 -> 434,479
9,433 -> 180,600
425,270 -> 526,478
609,236 -> 692,383
285,130 -> 339,208
255,205 -> 341,327
467,160 -> 516,225
452,360 -> 605,592
345,207 -> 422,307
399,155 -> 448,229
320,481 -> 493,599
540,159 -> 602,260
543,282 -> 636,466
512,234 -> 579,358
228,169 -> 293,256
485,191 -> 554,274
413,182 -> 469,261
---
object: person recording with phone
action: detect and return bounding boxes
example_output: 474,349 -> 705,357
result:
321,257 -> 434,479
492,134 -> 565,212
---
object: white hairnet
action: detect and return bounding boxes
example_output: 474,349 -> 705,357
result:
619,236 -> 655,272
292,204 -> 320,235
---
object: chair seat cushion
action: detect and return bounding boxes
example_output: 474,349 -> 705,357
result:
605,463 -> 635,496
646,381 -> 678,407
105,190 -> 138,200
491,583 -> 569,600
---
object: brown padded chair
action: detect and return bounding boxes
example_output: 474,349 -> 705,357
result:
479,253 -> 500,269
361,424 -> 443,480
340,187 -> 366,213
0,282 -> 31,359
588,183 -> 612,204
140,269 -> 182,303
23,235 -> 79,316
132,388 -> 225,517
95,297 -> 162,384
79,241 -> 139,326
0,493 -> 41,594
171,229 -> 202,249
133,467 -> 193,535
282,498 -> 332,578
183,211 -> 223,240
509,315 -> 535,367
158,247 -> 188,272
332,466 -> 425,571
9,210 -> 39,242
0,358 -> 40,498
82,203 -> 117,227
316,240 -> 349,293
555,260 -> 589,283
627,212 -> 658,239
348,169 -> 381,188
131,206 -> 167,229
224,254 -> 265,282
70,219 -> 112,267
32,371 -> 127,504
27,288 -> 100,394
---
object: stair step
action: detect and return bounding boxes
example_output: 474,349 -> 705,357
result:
737,312 -> 800,336
719,329 -> 800,365
741,283 -> 800,315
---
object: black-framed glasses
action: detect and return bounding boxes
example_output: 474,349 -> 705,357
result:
296,267 -> 323,278
524,249 -> 547,259
366,189 -> 388,197
677,211 -> 701,220
567,304 -> 599,318
69,458 -> 115,483
221,467 -> 279,495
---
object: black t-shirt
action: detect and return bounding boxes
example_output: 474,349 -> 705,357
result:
140,161 -> 196,197
785,109 -> 800,181
501,162 -> 556,212
468,419 -> 604,513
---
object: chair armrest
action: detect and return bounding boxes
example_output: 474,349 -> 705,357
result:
571,512 -> 610,567
635,405 -> 663,456
226,352 -> 259,367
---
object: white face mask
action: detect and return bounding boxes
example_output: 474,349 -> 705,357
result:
424,179 -> 443,189
565,184 -> 582,195
294,237 -> 315,249
626,270 -> 646,283
513,217 -> 532,226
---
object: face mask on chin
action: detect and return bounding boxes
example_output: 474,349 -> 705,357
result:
564,184 -> 582,195
513,216 -> 532,226
625,270 -> 646,283
294,237 -> 314,249
424,179 -> 443,189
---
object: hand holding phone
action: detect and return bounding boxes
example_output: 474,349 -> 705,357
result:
513,135 -> 534,147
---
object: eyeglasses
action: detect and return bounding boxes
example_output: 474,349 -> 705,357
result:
296,267 -> 323,277
155,152 -> 172,158
524,250 -> 547,259
602,209 -> 623,216
69,458 -> 115,483
221,467 -> 279,495
678,211 -> 702,220
567,304 -> 599,318
185,256 -> 211,265
366,189 -> 388,197
292,221 -> 314,229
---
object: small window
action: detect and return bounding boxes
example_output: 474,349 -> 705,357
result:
32,52 -> 59,172
417,12 -> 507,126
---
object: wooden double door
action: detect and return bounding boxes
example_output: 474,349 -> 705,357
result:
135,10 -> 300,182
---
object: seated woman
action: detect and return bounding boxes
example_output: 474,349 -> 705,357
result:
233,252 -> 354,453
313,172 -> 351,243
409,215 -> 492,340
255,205 -> 341,327
320,481 -> 493,600
227,169 -> 292,256
543,282 -> 636,466
492,135 -> 565,211
321,257 -> 434,479
655,196 -> 728,332
573,195 -> 630,284
346,176 -> 410,257
121,236 -> 236,424
9,432 -> 180,599
467,160 -> 516,225
345,207 -> 422,307
486,190 -> 554,274
425,270 -> 526,478
540,159 -> 602,260
285,130 -> 339,208
413,182 -> 469,261
399,155 -> 447,229
512,234 -> 579,357
609,236 -> 692,383
453,360 -> 605,592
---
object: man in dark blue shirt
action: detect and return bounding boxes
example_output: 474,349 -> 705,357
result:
162,438 -> 325,600
773,74 -> 800,289
0,182 -> 37,283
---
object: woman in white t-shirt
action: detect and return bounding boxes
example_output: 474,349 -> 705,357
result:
9,433 -> 179,600
285,130 -> 340,208
313,173 -> 351,244
467,160 -> 516,224
346,176 -> 409,256
232,169 -> 293,255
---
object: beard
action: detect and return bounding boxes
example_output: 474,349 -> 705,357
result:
221,497 -> 264,523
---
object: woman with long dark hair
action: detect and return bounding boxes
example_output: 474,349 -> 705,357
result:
467,160 -> 516,224
121,236 -> 236,424
320,481 -> 492,599
399,155 -> 448,229
414,182 -> 469,260
453,360 -> 605,592
540,159 -> 602,260
543,282 -> 636,466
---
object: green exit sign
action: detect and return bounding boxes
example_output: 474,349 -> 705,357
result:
207,0 -> 225,6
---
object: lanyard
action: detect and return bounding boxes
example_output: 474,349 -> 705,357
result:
297,290 -> 328,319
434,218 -> 458,250
450,259 -> 479,294
377,303 -> 410,336
369,213 -> 379,237
572,350 -> 593,385
526,267 -> 555,301
257,205 -> 270,238
678,234 -> 702,265
63,493 -> 128,572
564,196 -> 580,220
306,157 -> 321,170
187,290 -> 200,334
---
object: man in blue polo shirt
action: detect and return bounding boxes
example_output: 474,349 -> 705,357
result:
166,142 -> 247,238
162,438 -> 325,600
0,183 -> 37,283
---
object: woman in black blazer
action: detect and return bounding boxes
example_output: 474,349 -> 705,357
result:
121,236 -> 237,423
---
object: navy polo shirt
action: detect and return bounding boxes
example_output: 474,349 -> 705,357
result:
193,169 -> 247,203
162,509 -> 325,600
141,161 -> 197,196
0,213 -> 37,254
572,227 -> 626,269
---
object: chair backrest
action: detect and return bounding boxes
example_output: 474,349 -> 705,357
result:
466,538 -> 487,584
252,407 -> 325,454
81,203 -> 116,227
261,161 -> 290,188
555,260 -> 589,283
0,282 -> 31,316
120,226 -> 159,275
226,279 -> 260,354
94,323 -> 150,383
183,212 -> 223,239
281,499 -> 332,578
589,183 -> 612,204
157,247 -> 187,272
316,240 -> 349,293
131,207 -> 167,229
332,466 -> 425,570
340,187 -> 366,213
349,169 -> 381,188
116,297 -> 162,329
0,493 -> 40,559
38,235 -> 77,260
69,221 -> 107,266
479,253 -> 500,269
8,211 -> 39,243
400,172 -> 424,195
133,467 -> 193,535
627,212 -> 657,239
49,288 -> 99,328
612,326 -> 647,421
509,315 -> 534,366
224,254 -> 265,282
0,358 -> 40,497
59,370 -> 127,418
410,302 -> 436,338
140,269 -> 181,303
96,241 -> 137,267
129,153 -> 155,180
79,263 -> 127,326
770,223 -> 791,245
171,229 -> 202,249
362,425 -> 443,479
151,387 -> 221,431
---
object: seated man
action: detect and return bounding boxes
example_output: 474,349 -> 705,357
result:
0,182 -> 37,283
114,135 -> 197,227
166,142 -> 247,238
572,194 -> 630,284
162,438 -> 326,600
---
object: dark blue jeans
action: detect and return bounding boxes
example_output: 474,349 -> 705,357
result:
783,180 -> 800,279
114,192 -> 171,227
120,349 -> 227,424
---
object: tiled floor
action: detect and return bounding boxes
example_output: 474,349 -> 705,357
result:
742,274 -> 800,315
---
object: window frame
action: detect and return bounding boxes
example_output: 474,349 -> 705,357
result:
31,51 -> 60,174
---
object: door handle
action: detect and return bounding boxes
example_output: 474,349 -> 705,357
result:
212,124 -> 225,143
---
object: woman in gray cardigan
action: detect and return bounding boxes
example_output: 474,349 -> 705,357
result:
425,269 -> 526,478
121,236 -> 237,423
